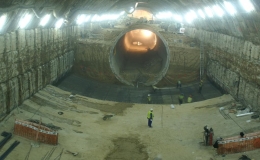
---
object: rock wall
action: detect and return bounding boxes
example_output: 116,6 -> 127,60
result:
74,25 -> 200,86
186,28 -> 260,111
0,27 -> 75,120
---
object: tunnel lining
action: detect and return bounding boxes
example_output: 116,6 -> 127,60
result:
109,25 -> 170,86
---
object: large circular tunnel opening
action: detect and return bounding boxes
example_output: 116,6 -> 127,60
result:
110,28 -> 170,86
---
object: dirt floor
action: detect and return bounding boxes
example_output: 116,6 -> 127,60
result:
0,85 -> 259,160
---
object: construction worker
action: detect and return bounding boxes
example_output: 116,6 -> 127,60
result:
199,80 -> 203,93
147,108 -> 154,128
147,94 -> 152,104
176,80 -> 182,88
187,95 -> 192,103
178,93 -> 184,105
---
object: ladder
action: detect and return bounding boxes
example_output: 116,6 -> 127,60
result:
200,35 -> 204,80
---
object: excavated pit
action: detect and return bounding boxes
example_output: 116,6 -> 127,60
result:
109,29 -> 170,86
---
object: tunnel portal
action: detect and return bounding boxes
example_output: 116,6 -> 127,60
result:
110,28 -> 170,86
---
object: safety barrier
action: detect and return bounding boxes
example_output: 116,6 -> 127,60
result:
217,131 -> 260,154
13,119 -> 58,145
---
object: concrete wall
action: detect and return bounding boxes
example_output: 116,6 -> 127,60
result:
74,25 -> 201,86
0,27 -> 75,120
186,28 -> 260,111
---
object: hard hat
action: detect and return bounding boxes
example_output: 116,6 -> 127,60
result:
148,94 -> 150,96
150,108 -> 153,111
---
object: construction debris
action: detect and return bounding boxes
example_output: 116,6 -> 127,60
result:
238,155 -> 251,160
65,150 -> 78,156
73,130 -> 83,133
0,140 -> 20,160
103,114 -> 114,120
0,132 -> 12,148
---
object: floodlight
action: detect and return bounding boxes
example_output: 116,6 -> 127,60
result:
91,14 -> 98,22
239,0 -> 255,12
55,18 -> 64,29
185,12 -> 193,23
120,11 -> 125,16
224,1 -> 236,15
40,14 -> 51,26
0,14 -> 7,30
129,7 -> 135,13
76,15 -> 86,25
204,7 -> 213,18
19,14 -> 32,29
142,30 -> 152,37
198,9 -> 205,19
85,15 -> 91,22
173,14 -> 182,22
213,5 -> 224,17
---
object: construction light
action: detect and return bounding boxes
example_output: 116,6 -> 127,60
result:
185,12 -> 194,23
40,14 -> 51,26
0,14 -> 7,30
185,10 -> 197,23
239,0 -> 255,12
76,15 -> 86,25
142,30 -> 152,37
224,1 -> 236,15
19,14 -> 32,29
204,7 -> 213,18
198,9 -> 205,19
120,11 -> 125,16
213,5 -> 224,17
55,18 -> 64,29
91,14 -> 98,22
129,7 -> 135,13
85,15 -> 91,22
173,14 -> 182,22
190,10 -> 197,19
155,12 -> 173,19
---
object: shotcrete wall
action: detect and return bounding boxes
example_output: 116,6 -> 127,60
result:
0,27 -> 75,120
75,41 -> 117,83
74,24 -> 201,86
186,28 -> 260,111
158,31 -> 200,86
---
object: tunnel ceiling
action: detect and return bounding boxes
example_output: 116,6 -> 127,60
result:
0,0 -> 260,43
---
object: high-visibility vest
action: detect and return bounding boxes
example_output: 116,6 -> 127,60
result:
147,111 -> 154,119
179,95 -> 184,100
147,96 -> 151,102
187,97 -> 192,103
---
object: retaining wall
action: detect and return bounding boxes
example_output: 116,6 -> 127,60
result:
0,26 -> 78,121
186,28 -> 260,111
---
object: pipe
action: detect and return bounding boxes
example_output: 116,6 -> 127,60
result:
236,112 -> 254,117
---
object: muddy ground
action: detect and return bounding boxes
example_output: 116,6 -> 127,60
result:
0,85 -> 259,160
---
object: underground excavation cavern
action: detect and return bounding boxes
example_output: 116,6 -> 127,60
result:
0,0 -> 260,160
